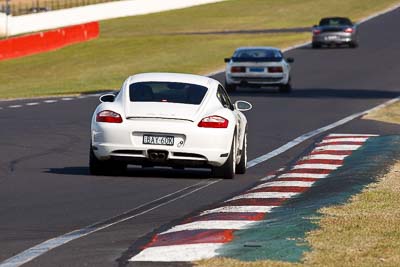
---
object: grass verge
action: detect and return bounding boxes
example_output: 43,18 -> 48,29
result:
0,0 -> 399,99
363,100 -> 400,124
197,101 -> 400,267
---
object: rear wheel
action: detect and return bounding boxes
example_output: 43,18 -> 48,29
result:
279,82 -> 292,93
212,136 -> 236,179
349,41 -> 358,48
236,132 -> 247,174
312,42 -> 321,49
89,146 -> 126,176
225,80 -> 237,93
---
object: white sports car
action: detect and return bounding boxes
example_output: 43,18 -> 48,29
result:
225,46 -> 294,93
90,73 -> 252,179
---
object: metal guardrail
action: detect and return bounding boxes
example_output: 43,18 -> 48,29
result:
0,0 -> 120,16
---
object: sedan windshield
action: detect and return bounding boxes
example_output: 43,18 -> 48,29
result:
232,49 -> 282,62
319,17 -> 352,26
129,82 -> 208,105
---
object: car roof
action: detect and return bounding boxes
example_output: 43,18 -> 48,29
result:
127,73 -> 218,89
320,16 -> 351,20
235,46 -> 280,52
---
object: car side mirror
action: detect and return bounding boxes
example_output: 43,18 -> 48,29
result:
99,94 -> 115,102
235,100 -> 252,112
286,57 -> 294,63
224,58 -> 231,63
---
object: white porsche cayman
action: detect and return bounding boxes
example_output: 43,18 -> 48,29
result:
90,73 -> 252,179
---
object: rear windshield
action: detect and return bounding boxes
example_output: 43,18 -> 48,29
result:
319,18 -> 352,26
129,82 -> 207,105
232,49 -> 282,62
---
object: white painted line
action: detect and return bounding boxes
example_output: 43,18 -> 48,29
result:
247,96 -> 399,168
0,179 -> 220,267
26,102 -> 39,106
8,105 -> 22,108
320,137 -> 368,143
161,220 -> 257,235
303,154 -> 349,160
228,192 -> 299,201
327,133 -> 379,137
130,243 -> 223,262
315,145 -> 362,151
254,181 -> 315,189
43,100 -> 58,103
260,174 -> 276,181
200,205 -> 276,215
357,3 -> 400,24
278,173 -> 328,179
292,163 -> 340,170
61,97 -> 74,101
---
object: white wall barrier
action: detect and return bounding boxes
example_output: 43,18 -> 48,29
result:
0,0 -> 226,37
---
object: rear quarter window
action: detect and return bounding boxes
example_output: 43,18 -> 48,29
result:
129,82 -> 208,105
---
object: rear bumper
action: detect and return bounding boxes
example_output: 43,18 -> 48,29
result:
313,33 -> 356,44
226,74 -> 288,86
91,119 -> 234,167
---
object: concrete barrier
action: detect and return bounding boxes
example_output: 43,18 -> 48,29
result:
0,22 -> 99,61
0,0 -> 226,37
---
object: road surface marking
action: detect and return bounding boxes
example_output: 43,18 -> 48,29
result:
200,205 -> 276,215
131,243 -> 223,262
292,163 -> 341,170
254,181 -> 315,189
161,220 -> 257,235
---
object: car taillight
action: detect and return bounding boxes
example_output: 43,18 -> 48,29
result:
96,110 -> 123,123
231,66 -> 246,73
268,66 -> 283,73
344,27 -> 354,33
198,116 -> 229,128
313,29 -> 321,35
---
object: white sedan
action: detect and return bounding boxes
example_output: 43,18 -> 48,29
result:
225,46 -> 294,93
90,73 -> 252,179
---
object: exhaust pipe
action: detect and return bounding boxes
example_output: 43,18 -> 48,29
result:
148,150 -> 168,162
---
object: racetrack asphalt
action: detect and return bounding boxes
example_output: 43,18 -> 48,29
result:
1,6 -> 400,267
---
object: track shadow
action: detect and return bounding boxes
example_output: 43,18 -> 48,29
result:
297,44 -> 355,50
45,166 -> 212,179
228,87 -> 400,99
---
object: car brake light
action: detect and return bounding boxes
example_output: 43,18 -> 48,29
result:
231,66 -> 246,73
313,29 -> 321,35
344,27 -> 354,33
198,116 -> 229,128
96,110 -> 123,123
268,66 -> 283,73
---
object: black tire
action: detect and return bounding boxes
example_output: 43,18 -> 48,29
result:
236,132 -> 247,174
279,82 -> 292,93
89,146 -> 126,176
225,81 -> 237,93
312,42 -> 321,49
212,136 -> 236,179
349,41 -> 358,48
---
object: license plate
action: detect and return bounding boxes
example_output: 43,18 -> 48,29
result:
249,67 -> 264,72
143,135 -> 174,146
325,35 -> 338,41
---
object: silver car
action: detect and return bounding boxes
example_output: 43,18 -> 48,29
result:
312,17 -> 358,48
224,47 -> 294,93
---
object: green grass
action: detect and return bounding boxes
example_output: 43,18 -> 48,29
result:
0,0 -> 399,99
